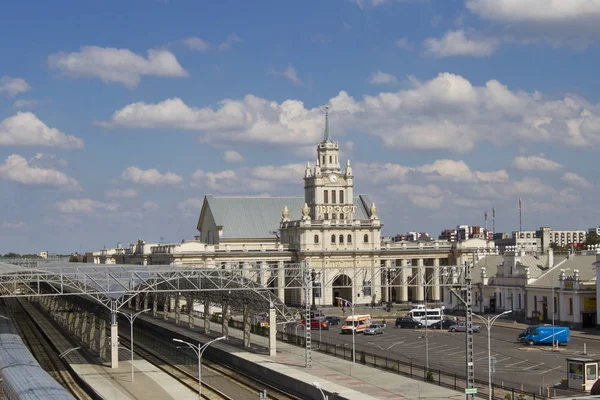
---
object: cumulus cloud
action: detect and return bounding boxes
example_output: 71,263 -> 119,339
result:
142,200 -> 159,210
395,38 -> 412,51
12,99 -> 39,109
513,154 -> 562,171
424,29 -> 498,57
271,65 -> 302,85
106,188 -> 138,198
416,159 -> 509,182
48,46 -> 188,88
121,166 -> 183,185
223,150 -> 244,163
54,198 -> 119,213
249,164 -> 305,181
368,71 -> 399,85
0,154 -> 79,188
0,112 -> 83,149
182,37 -> 211,52
561,172 -> 592,188
218,34 -> 242,51
177,197 -> 204,215
0,76 -> 31,97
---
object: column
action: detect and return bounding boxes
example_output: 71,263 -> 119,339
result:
143,293 -> 149,312
222,301 -> 230,339
135,295 -> 140,311
269,306 -> 276,356
110,317 -> 119,368
73,312 -> 81,339
383,260 -> 390,303
80,311 -> 88,343
416,259 -> 425,303
277,261 -> 285,303
88,313 -> 96,351
432,258 -> 440,302
98,317 -> 107,360
242,303 -> 251,347
259,261 -> 268,286
152,293 -> 158,317
175,292 -> 181,324
163,294 -> 169,320
558,291 -> 566,324
573,295 -> 582,327
204,299 -> 211,334
399,259 -> 409,303
188,295 -> 195,328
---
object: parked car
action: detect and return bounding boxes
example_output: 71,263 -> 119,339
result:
448,322 -> 481,333
324,316 -> 341,326
395,317 -> 423,329
430,319 -> 457,330
364,323 -> 385,335
300,318 -> 329,330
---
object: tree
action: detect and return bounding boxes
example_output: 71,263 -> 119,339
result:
585,231 -> 600,247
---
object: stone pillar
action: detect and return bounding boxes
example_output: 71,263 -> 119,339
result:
243,304 -> 251,347
259,261 -> 268,286
416,259 -> 425,303
188,295 -> 194,328
89,313 -> 96,351
80,312 -> 88,343
152,293 -> 158,317
164,294 -> 169,320
400,259 -> 409,303
143,294 -> 149,312
175,292 -> 181,324
73,312 -> 81,339
98,317 -> 107,360
128,297 -> 132,309
277,261 -> 285,303
573,293 -> 582,327
242,261 -> 250,279
135,295 -> 140,311
432,258 -> 440,302
269,306 -> 276,356
222,301 -> 230,339
110,318 -> 119,369
383,260 -> 391,303
68,311 -> 75,334
204,299 -> 210,334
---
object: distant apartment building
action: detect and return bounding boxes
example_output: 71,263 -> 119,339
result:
550,230 -> 586,247
391,232 -> 431,242
494,227 -> 586,253
589,227 -> 600,236
439,225 -> 492,242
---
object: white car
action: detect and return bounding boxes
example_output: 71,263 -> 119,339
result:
364,324 -> 386,335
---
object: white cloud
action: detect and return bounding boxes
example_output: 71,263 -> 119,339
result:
0,154 -> 79,188
1,221 -> 25,229
121,167 -> 183,185
512,154 -> 562,171
271,65 -> 302,85
355,162 -> 411,183
142,200 -> 159,210
424,29 -> 498,57
178,197 -> 204,215
54,198 -> 119,214
12,99 -> 39,109
416,159 -> 509,182
223,150 -> 244,163
561,172 -> 592,188
395,38 -> 412,51
0,76 -> 31,97
29,153 -> 68,169
182,37 -> 211,52
0,112 -> 83,149
48,46 -> 188,88
106,188 -> 138,198
218,34 -> 242,51
249,163 -> 305,181
368,71 -> 398,85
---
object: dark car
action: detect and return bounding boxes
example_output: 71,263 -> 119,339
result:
430,319 -> 457,330
325,316 -> 341,326
395,317 -> 423,329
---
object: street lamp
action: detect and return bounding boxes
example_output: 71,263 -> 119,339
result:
311,269 -> 321,311
312,382 -> 328,400
335,296 -> 355,364
118,308 -> 151,383
173,336 -> 225,399
472,310 -> 512,400
553,268 -> 570,351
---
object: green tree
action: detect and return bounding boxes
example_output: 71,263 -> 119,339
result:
585,231 -> 600,246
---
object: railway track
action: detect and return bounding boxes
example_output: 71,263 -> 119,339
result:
120,318 -> 301,400
6,298 -> 93,400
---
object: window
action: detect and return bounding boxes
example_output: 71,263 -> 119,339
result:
554,296 -> 557,314
347,234 -> 352,244
534,295 -> 537,312
364,234 -> 369,243
314,235 -> 319,244
332,190 -> 336,203
324,213 -> 328,220
324,190 -> 328,203
322,156 -> 325,164
313,283 -> 322,298
329,155 -> 332,163
518,293 -> 522,309
340,213 -> 344,220
331,234 -> 336,244
569,298 -> 573,315
339,235 -> 344,244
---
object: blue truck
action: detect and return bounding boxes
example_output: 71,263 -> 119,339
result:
519,325 -> 570,346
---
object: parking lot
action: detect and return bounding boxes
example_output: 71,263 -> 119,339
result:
284,320 -> 600,395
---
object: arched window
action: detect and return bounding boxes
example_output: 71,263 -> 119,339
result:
331,234 -> 336,244
314,234 -> 319,244
347,234 -> 352,244
339,190 -> 344,204
363,234 -> 369,243
339,235 -> 344,244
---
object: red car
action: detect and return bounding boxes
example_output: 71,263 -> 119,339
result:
300,318 -> 329,330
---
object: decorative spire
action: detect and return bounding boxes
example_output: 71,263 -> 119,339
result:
281,205 -> 290,222
304,162 -> 312,178
322,105 -> 331,142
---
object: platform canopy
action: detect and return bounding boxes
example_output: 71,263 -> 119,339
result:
0,261 -> 306,322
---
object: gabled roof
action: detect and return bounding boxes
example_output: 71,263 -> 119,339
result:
200,195 -> 372,239
531,255 -> 597,288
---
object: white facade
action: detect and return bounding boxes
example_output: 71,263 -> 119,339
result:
550,230 -> 587,246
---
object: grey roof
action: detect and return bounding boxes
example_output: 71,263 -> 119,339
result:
472,255 -> 504,284
205,195 -> 371,239
531,255 -> 597,288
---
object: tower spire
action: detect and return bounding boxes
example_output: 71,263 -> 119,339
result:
322,105 -> 331,142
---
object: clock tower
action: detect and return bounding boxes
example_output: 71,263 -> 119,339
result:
304,107 -> 355,220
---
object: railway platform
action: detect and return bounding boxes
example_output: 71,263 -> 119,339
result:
138,312 -> 463,400
22,300 -> 197,400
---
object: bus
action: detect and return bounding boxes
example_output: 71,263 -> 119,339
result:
407,305 -> 444,327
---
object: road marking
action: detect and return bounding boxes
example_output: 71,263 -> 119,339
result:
539,366 -> 562,375
448,349 -> 466,356
522,362 -> 544,371
387,341 -> 405,350
505,360 -> 528,367
495,357 -> 511,363
473,351 -> 486,356
427,344 -> 450,351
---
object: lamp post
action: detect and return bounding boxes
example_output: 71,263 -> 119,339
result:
118,308 -> 151,383
312,382 -> 328,400
311,269 -> 321,311
553,268 -> 570,351
472,310 -> 512,400
173,336 -> 226,399
335,296 -> 355,364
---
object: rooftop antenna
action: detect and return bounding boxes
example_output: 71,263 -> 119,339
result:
518,198 -> 523,233
321,105 -> 331,142
492,207 -> 496,235
484,211 -> 488,232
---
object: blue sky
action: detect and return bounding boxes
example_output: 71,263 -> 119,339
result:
2,0 -> 600,254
